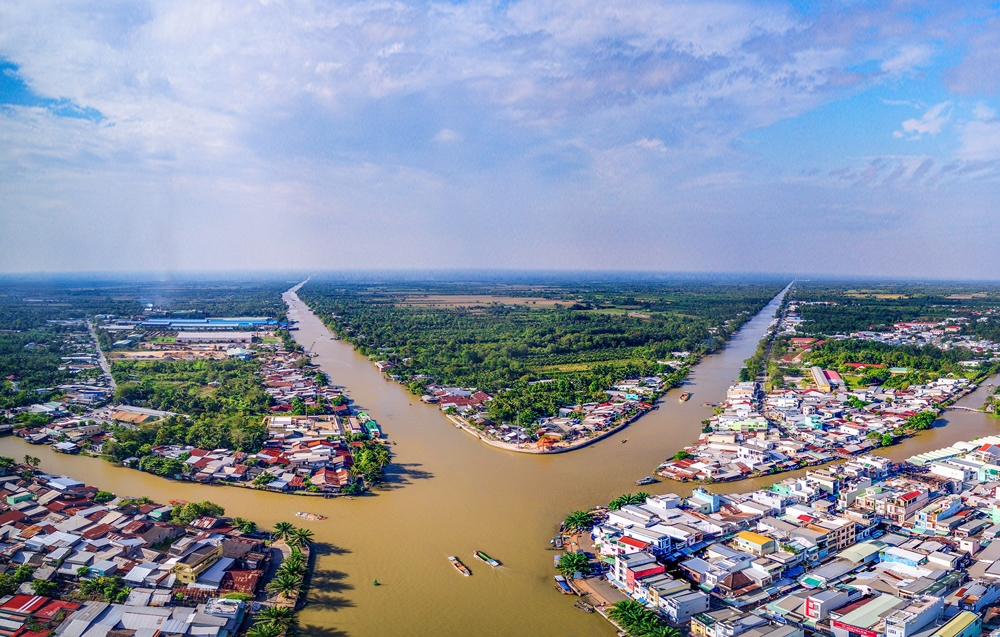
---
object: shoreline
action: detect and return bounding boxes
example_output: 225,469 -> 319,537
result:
288,285 -> 810,458
16,446 -> 354,497
444,408 -> 650,455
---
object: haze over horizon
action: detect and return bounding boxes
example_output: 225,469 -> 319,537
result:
2,1 -> 999,277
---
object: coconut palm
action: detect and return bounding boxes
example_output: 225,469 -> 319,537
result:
287,527 -> 313,548
255,605 -> 295,628
556,551 -> 590,577
233,517 -> 257,534
608,492 -> 650,511
563,510 -> 594,533
246,622 -> 283,637
629,615 -> 664,636
607,600 -> 649,628
640,625 -> 682,637
265,572 -> 301,599
272,522 -> 294,542
278,553 -> 306,576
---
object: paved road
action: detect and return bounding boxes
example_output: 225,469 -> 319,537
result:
88,320 -> 117,392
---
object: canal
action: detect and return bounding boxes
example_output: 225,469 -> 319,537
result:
1,283 -> 997,636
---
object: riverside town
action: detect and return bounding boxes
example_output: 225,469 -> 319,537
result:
8,279 -> 1000,637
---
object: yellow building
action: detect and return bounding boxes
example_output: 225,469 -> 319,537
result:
172,544 -> 223,584
733,531 -> 777,557
930,612 -> 981,637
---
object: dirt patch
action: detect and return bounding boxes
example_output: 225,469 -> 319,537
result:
398,295 -> 569,308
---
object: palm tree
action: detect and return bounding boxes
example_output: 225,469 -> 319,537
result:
608,492 -> 650,510
22,455 -> 40,469
233,517 -> 257,534
629,615 -> 663,636
278,553 -> 306,576
265,572 -> 301,600
246,623 -> 283,637
272,522 -> 294,542
556,551 -> 590,577
607,600 -> 649,629
563,510 -> 594,533
255,605 -> 295,629
287,527 -> 313,548
640,625 -> 682,637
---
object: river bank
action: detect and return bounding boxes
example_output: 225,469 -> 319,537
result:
0,282 -> 899,637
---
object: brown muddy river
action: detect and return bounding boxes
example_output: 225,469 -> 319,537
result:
3,284 -> 998,637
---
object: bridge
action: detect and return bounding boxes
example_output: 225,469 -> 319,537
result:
946,405 -> 985,412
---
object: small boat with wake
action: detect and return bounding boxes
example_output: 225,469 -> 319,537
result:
295,512 -> 327,521
474,550 -> 501,567
449,556 -> 471,576
635,476 -> 658,486
679,392 -> 691,402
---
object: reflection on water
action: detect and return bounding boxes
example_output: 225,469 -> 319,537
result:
7,284 -> 997,637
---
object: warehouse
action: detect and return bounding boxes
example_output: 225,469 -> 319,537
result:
176,332 -> 254,343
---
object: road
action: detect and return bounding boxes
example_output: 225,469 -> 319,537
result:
87,319 -> 116,392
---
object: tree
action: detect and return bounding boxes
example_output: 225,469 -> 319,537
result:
246,623 -> 284,637
170,501 -> 225,526
673,450 -> 693,461
233,517 -> 257,534
643,623 -> 682,637
563,510 -> 594,533
287,527 -> 313,548
881,433 -> 895,447
608,493 -> 650,510
607,600 -> 649,628
606,599 -> 668,636
93,491 -> 115,504
557,551 -> 590,577
23,455 -> 40,469
77,566 -> 91,578
255,605 -> 296,629
265,572 -> 301,599
30,579 -> 56,596
280,551 -> 307,575
272,522 -> 295,542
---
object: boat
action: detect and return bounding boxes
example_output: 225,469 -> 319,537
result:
474,551 -> 501,567
295,512 -> 327,521
635,476 -> 658,486
621,439 -> 628,444
574,600 -> 594,612
551,536 -> 564,549
679,392 -> 691,402
554,575 -> 574,594
449,556 -> 471,576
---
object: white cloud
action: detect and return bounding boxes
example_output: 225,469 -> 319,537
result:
634,138 -> 665,151
881,44 -> 932,75
957,105 -> 1000,162
432,128 -> 461,143
894,102 -> 951,139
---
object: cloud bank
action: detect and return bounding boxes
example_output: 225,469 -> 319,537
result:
0,0 -> 999,277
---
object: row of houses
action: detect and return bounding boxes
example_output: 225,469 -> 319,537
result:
589,452 -> 1000,637
0,472 -> 282,637
657,376 -> 968,483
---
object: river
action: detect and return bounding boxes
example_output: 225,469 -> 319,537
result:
2,284 -> 998,637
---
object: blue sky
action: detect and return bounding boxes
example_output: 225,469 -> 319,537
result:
1,0 -> 999,277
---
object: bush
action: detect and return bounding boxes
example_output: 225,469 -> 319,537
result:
170,501 -> 225,526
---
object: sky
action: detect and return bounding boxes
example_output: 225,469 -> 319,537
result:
1,0 -> 999,278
